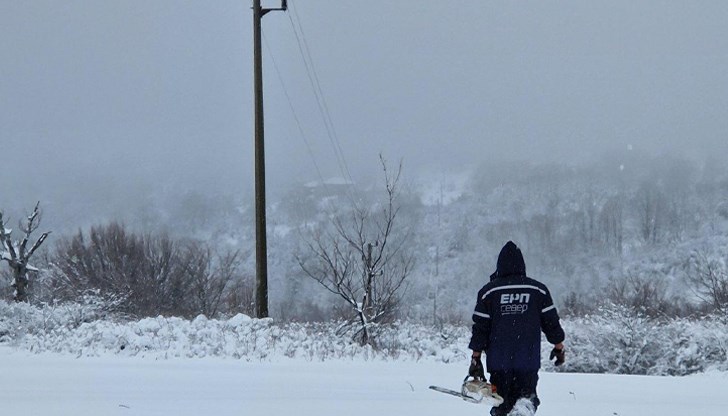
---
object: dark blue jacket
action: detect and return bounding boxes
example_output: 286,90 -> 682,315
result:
468,242 -> 565,372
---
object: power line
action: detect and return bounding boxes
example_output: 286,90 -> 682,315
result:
262,29 -> 327,188
287,0 -> 354,186
290,2 -> 353,184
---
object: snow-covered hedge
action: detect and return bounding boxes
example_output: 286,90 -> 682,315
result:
1,301 -> 726,375
561,305 -> 728,375
0,300 -> 471,362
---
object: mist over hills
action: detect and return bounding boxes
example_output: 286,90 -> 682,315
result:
3,149 -> 727,321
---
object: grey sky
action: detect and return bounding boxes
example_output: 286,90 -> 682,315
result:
2,1 -> 727,208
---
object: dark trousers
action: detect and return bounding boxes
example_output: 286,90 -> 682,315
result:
489,371 -> 540,416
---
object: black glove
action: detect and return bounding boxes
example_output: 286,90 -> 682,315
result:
468,356 -> 485,380
550,347 -> 566,366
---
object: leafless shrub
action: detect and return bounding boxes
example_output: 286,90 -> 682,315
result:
685,250 -> 728,314
605,271 -> 677,318
47,223 -> 246,318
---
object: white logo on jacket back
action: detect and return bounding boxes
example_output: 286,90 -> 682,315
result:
500,293 -> 530,314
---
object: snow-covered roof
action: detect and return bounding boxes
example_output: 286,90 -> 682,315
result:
304,177 -> 355,188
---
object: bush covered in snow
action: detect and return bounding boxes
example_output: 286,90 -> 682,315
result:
560,304 -> 728,375
1,300 -> 726,376
0,292 -> 123,343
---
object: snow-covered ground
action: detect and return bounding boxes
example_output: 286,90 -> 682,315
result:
2,347 -> 726,416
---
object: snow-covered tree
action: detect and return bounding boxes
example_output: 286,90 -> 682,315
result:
0,202 -> 51,302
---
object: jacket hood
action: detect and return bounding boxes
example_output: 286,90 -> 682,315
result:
491,241 -> 526,279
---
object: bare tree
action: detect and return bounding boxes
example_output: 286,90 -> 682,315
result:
0,202 -> 51,302
606,271 -> 674,318
49,223 -> 247,318
50,223 -> 141,309
599,196 -> 624,255
685,250 -> 728,314
297,157 -> 414,345
635,181 -> 666,245
180,241 -> 242,318
137,234 -> 188,317
224,276 -> 256,316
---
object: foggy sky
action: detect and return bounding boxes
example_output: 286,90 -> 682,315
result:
2,0 -> 728,211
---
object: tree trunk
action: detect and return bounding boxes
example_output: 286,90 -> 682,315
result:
357,309 -> 370,346
13,266 -> 28,302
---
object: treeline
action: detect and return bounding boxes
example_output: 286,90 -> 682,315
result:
3,152 -> 728,323
407,153 -> 728,322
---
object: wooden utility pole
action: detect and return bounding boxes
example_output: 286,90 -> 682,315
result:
253,0 -> 286,318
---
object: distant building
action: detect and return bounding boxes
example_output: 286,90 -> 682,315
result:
303,177 -> 356,199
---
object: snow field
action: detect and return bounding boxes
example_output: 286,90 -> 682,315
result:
2,348 -> 727,416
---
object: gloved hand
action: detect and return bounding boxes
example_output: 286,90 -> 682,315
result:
468,355 -> 485,380
550,347 -> 566,366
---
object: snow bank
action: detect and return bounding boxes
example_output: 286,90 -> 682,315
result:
1,301 -> 726,375
25,316 -> 471,362
0,301 -> 470,362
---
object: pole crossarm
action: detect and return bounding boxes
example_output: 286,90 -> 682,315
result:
260,0 -> 287,17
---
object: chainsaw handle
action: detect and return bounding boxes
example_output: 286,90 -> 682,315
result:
464,374 -> 486,383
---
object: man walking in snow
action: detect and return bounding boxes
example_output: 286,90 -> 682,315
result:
468,241 -> 565,416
